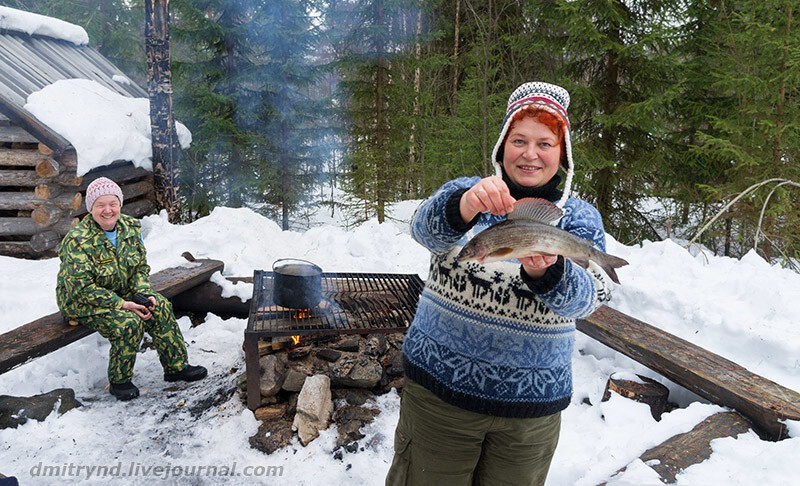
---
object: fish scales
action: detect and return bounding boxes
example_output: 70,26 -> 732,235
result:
456,198 -> 629,283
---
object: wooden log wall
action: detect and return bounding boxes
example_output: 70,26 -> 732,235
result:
0,122 -> 156,258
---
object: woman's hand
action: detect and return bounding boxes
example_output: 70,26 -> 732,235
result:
520,255 -> 558,279
459,176 -> 516,223
122,300 -> 153,320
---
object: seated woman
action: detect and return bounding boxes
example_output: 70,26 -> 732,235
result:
57,177 -> 206,401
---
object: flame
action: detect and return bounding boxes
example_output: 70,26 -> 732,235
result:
290,335 -> 301,346
294,308 -> 313,319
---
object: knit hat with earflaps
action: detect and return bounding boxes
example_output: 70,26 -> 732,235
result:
490,81 -> 575,208
85,177 -> 123,211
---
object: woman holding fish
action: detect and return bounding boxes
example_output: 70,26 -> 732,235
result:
386,82 -> 627,486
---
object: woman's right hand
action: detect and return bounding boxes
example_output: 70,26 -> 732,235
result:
459,176 -> 516,223
122,300 -> 152,320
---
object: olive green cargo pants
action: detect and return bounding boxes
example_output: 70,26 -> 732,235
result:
386,379 -> 561,486
80,293 -> 188,384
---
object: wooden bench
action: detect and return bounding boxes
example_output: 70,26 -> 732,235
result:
577,305 -> 800,441
0,258 -> 224,375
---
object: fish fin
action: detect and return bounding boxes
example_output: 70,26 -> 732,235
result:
508,198 -> 563,224
488,247 -> 514,258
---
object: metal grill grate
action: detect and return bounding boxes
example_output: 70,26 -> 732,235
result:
244,269 -> 424,410
246,270 -> 424,339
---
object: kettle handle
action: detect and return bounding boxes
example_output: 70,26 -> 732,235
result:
272,258 -> 322,272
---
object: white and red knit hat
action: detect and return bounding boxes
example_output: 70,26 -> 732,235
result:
490,81 -> 575,208
85,177 -> 123,211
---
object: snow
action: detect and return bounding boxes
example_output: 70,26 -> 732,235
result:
24,79 -> 192,176
0,204 -> 799,485
0,6 -> 89,46
1,7 -> 798,484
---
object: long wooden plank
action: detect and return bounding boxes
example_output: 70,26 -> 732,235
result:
0,258 -> 224,375
577,305 -> 800,441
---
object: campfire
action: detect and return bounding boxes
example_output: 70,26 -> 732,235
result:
242,270 -> 423,453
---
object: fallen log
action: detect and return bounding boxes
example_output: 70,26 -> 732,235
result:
578,305 -> 800,440
0,258 -> 224,375
171,278 -> 251,316
602,411 -> 753,485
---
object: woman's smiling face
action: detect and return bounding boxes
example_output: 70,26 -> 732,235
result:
90,194 -> 121,231
502,116 -> 562,188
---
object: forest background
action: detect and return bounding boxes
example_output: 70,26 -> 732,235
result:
6,0 -> 800,266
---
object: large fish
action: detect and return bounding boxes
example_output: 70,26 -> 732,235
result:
456,198 -> 629,284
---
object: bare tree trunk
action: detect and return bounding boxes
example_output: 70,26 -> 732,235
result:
451,0 -> 461,115
145,0 -> 181,223
596,2 -> 623,219
374,0 -> 387,223
409,9 -> 422,198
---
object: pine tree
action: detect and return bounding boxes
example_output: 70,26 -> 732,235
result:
528,0 -> 689,243
682,0 -> 800,261
252,0 -> 325,230
333,0 -> 433,223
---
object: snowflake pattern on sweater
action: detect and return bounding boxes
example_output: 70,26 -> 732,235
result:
403,176 -> 613,418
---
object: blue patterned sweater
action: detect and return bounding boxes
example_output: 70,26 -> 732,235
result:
403,176 -> 613,418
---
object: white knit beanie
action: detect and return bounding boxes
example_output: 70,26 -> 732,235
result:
490,81 -> 575,208
85,177 -> 123,211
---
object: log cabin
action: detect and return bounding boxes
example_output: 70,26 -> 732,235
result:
0,11 -> 156,258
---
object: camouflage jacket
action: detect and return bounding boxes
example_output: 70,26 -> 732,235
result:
56,213 -> 152,319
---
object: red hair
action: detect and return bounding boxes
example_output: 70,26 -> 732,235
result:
509,106 -> 565,142
504,106 -> 569,169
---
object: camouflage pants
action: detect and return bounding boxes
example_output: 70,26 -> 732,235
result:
80,293 -> 188,384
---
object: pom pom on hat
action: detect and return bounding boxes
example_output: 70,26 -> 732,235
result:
85,177 -> 123,211
490,81 -> 575,208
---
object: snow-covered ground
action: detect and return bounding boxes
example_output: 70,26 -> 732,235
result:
1,6 -> 798,483
0,202 -> 798,485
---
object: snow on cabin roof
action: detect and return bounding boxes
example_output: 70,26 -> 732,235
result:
0,7 -> 192,175
0,6 -> 89,46
0,6 -> 148,157
25,79 -> 192,176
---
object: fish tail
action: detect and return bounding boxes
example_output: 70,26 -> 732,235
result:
597,254 -> 629,284
602,265 -> 621,284
573,254 -> 629,284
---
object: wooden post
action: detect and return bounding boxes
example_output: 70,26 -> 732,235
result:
602,373 -> 670,420
145,0 -> 181,223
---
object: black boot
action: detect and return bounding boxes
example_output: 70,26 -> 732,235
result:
110,381 -> 140,401
164,365 -> 207,382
